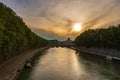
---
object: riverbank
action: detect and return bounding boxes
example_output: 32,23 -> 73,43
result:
14,47 -> 120,80
17,48 -> 47,80
72,47 -> 120,61
0,47 -> 47,80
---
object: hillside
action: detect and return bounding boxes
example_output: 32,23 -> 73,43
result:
0,3 -> 48,62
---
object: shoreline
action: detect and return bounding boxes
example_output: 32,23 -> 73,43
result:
71,47 -> 120,61
0,47 -> 47,80
17,48 -> 47,80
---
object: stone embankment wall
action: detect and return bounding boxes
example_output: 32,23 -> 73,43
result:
72,47 -> 120,60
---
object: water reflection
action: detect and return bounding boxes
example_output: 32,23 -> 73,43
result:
28,47 -> 120,80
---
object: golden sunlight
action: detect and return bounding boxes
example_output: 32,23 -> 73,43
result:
73,23 -> 82,32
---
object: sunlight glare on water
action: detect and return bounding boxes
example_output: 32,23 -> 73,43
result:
27,47 -> 120,80
29,47 -> 83,80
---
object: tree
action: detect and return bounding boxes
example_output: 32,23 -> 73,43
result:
0,2 -> 48,62
75,24 -> 120,49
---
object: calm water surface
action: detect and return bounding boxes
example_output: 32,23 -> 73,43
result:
24,47 -> 120,80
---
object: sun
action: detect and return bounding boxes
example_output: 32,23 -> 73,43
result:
73,23 -> 82,31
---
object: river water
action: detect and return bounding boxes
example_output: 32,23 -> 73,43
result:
23,47 -> 120,80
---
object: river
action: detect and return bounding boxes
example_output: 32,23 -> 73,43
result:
18,47 -> 120,80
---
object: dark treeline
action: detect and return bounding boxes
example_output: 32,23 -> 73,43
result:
75,24 -> 120,49
0,3 -> 48,62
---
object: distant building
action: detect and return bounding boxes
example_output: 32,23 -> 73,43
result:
48,38 -> 75,47
62,38 -> 74,47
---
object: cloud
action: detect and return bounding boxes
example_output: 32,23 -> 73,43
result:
1,0 -> 120,40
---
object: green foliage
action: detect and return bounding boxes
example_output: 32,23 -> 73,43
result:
0,2 -> 48,61
75,25 -> 120,49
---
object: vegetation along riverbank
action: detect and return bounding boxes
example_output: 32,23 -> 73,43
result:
0,2 -> 49,64
74,24 -> 120,60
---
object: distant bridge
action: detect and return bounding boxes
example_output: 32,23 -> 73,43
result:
48,38 -> 76,47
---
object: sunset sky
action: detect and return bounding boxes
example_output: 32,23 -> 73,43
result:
1,0 -> 120,40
